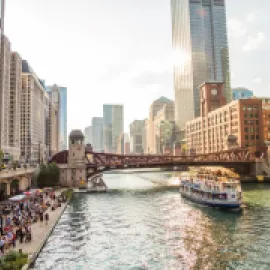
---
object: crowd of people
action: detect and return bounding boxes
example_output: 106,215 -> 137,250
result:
0,189 -> 67,255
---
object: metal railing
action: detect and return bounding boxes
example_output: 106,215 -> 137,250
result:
0,168 -> 37,178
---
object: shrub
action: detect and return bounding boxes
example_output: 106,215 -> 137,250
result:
61,188 -> 73,200
0,251 -> 28,270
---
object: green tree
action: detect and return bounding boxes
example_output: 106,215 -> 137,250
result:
37,163 -> 48,187
49,163 -> 60,186
37,163 -> 60,187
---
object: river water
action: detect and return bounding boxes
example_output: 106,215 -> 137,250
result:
33,172 -> 270,270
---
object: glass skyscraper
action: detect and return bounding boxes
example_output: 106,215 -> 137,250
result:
232,87 -> 254,100
47,85 -> 67,150
171,0 -> 231,127
91,117 -> 103,152
58,87 -> 67,150
103,105 -> 123,153
84,126 -> 92,145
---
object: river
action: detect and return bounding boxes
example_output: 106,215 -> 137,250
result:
33,172 -> 270,270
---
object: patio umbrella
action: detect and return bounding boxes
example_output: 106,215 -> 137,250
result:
30,189 -> 40,194
9,194 -> 26,201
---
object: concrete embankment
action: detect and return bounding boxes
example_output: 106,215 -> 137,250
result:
19,191 -> 71,269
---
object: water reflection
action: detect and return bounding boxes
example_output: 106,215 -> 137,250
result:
33,173 -> 270,270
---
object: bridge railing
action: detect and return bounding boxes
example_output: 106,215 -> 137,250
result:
0,168 -> 37,179
86,148 -> 257,168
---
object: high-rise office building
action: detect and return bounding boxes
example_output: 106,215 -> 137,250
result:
91,117 -> 103,152
84,126 -> 92,145
47,85 -> 67,150
59,86 -> 67,150
103,105 -> 123,153
153,102 -> 175,154
21,60 -> 48,163
130,120 -> 145,154
0,0 -> 7,154
232,87 -> 253,100
146,97 -> 174,153
0,1 -> 23,161
9,52 -> 22,160
117,133 -> 125,154
0,1 -> 4,35
171,0 -> 231,127
0,34 -> 10,155
46,85 -> 60,157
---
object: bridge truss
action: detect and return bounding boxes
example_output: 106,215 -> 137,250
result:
49,148 -> 260,178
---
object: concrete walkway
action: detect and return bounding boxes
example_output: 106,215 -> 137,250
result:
14,191 -> 68,258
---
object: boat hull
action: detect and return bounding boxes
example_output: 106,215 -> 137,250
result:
180,190 -> 241,209
87,186 -> 107,193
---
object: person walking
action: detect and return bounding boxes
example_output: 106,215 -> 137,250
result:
40,212 -> 44,223
45,213 -> 49,225
12,231 -> 16,248
17,226 -> 23,244
0,238 -> 4,254
0,215 -> 3,235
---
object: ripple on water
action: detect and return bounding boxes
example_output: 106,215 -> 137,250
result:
32,177 -> 270,270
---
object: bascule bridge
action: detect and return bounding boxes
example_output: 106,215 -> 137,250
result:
50,130 -> 270,188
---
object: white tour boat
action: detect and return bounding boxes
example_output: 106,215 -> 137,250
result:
179,170 -> 242,209
87,174 -> 108,193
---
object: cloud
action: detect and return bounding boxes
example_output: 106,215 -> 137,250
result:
243,32 -> 265,52
228,18 -> 247,39
246,12 -> 255,22
252,78 -> 262,83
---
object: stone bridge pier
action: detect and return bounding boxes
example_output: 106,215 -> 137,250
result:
253,161 -> 270,177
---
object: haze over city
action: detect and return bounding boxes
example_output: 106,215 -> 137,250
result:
1,1 -> 270,269
5,0 -> 270,132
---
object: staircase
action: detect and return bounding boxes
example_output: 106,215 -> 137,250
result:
262,163 -> 270,176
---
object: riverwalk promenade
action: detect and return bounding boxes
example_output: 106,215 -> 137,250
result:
16,200 -> 67,254
9,189 -> 69,268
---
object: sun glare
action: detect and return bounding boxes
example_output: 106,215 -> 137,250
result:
169,177 -> 180,186
172,49 -> 190,69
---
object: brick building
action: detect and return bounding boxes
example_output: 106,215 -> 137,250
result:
185,82 -> 265,154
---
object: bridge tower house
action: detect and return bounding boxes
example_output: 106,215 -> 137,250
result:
67,130 -> 87,188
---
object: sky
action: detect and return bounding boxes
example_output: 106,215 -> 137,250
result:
5,0 -> 270,134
